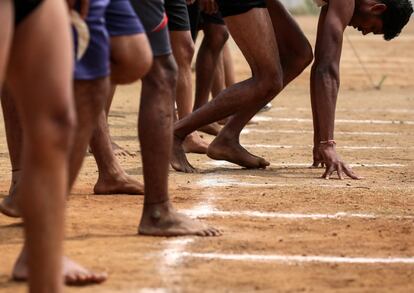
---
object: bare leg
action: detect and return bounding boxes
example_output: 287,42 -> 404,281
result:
6,1 -> 75,291
91,111 -> 144,195
4,32 -> 111,291
90,33 -> 151,193
8,78 -> 109,287
68,78 -> 110,186
211,51 -> 225,98
106,33 -> 152,156
217,42 -> 236,125
0,89 -> 22,217
172,8 -> 283,172
170,30 -> 208,154
0,2 -> 15,209
172,4 -> 312,172
208,0 -> 313,165
223,42 -> 236,87
137,55 -> 220,236
193,23 -> 229,136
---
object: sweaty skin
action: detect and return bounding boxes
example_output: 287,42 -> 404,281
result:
172,0 -> 313,173
137,54 -> 221,237
170,29 -> 209,154
4,0 -> 77,291
311,0 -> 362,180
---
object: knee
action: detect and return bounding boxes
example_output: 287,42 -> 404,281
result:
145,56 -> 178,90
204,26 -> 229,52
34,103 -> 77,154
255,66 -> 283,99
75,78 -> 108,119
174,39 -> 194,69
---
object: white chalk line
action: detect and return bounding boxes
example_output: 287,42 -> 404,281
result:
168,251 -> 414,265
206,160 -> 406,168
242,129 -> 400,136
242,144 -> 413,150
182,208 -> 414,220
197,177 -> 350,189
254,116 -> 414,125
287,107 -> 414,114
159,196 -> 217,284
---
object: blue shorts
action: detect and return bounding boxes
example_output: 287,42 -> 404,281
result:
74,0 -> 145,80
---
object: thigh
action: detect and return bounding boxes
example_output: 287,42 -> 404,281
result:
265,0 -> 310,57
6,0 -> 74,128
223,8 -> 280,75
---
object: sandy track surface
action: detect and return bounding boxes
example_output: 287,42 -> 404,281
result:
1,16 -> 413,292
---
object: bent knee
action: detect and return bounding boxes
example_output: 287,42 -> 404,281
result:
203,25 -> 229,51
255,67 -> 283,98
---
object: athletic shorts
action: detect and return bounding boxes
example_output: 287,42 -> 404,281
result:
106,0 -> 145,36
216,0 -> 266,18
74,0 -> 144,80
14,0 -> 44,26
187,1 -> 225,40
165,0 -> 191,31
130,0 -> 172,56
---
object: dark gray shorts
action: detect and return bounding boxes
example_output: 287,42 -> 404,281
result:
129,0 -> 172,56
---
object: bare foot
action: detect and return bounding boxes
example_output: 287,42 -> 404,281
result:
198,122 -> 222,136
207,136 -> 270,169
13,250 -> 107,286
111,141 -> 136,157
170,135 -> 197,173
138,200 -> 221,237
183,132 -> 208,154
0,195 -> 21,218
94,173 -> 144,195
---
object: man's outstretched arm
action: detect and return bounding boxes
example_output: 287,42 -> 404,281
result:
310,0 -> 360,179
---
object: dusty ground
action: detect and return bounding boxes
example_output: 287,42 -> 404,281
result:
1,16 -> 414,292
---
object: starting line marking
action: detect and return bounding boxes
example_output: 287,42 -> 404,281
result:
205,161 -> 406,168
197,178 -> 352,189
242,129 -> 400,136
242,144 -> 412,150
253,116 -> 414,125
182,208 -> 414,220
292,107 -> 414,114
167,251 -> 414,265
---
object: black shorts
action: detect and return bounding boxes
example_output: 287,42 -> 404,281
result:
165,0 -> 191,31
14,0 -> 44,26
215,0 -> 266,18
188,1 -> 225,41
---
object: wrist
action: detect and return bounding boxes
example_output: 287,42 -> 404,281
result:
319,140 -> 336,148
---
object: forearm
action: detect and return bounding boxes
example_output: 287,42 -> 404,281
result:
310,66 -> 320,146
310,63 -> 339,142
